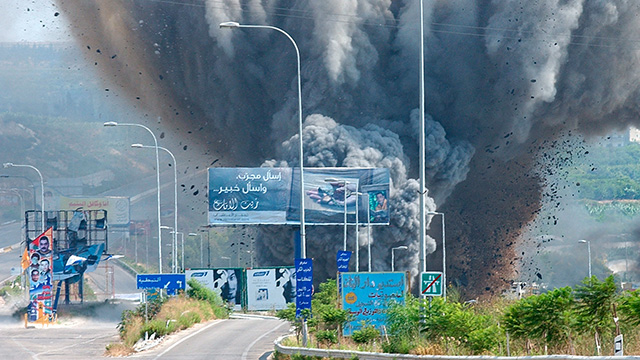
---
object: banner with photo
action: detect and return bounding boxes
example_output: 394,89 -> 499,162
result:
246,267 -> 296,311
340,272 -> 406,336
27,228 -> 54,322
185,269 -> 215,290
208,167 -> 389,225
211,268 -> 244,311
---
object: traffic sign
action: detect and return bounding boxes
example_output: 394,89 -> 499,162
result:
421,271 -> 443,296
137,273 -> 185,290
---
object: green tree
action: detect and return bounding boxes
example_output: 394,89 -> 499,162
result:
502,287 -> 575,353
573,275 -> 618,355
619,290 -> 640,326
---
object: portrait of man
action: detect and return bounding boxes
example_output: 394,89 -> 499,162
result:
30,268 -> 40,284
37,236 -> 51,256
30,252 -> 40,268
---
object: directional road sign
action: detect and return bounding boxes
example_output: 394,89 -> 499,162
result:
137,273 -> 185,291
421,271 -> 443,296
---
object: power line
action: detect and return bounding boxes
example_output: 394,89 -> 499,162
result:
136,0 -> 640,49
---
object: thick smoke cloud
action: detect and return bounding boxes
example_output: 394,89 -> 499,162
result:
56,0 -> 640,296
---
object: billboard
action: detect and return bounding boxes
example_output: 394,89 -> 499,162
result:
57,196 -> 130,225
340,272 -> 406,335
208,167 -> 389,225
246,267 -> 296,311
27,228 -> 54,322
211,268 -> 244,311
185,269 -> 215,290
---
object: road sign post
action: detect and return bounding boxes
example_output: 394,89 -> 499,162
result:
421,271 -> 443,297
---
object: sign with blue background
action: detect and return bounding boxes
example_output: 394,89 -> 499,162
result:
336,250 -> 351,272
137,274 -> 185,291
295,258 -> 313,318
340,272 -> 406,335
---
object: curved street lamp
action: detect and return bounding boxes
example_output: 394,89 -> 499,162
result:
104,121 -> 163,273
579,239 -> 592,279
132,143 -> 178,275
219,21 -> 306,259
391,246 -> 408,272
3,163 -> 45,232
188,232 -> 202,268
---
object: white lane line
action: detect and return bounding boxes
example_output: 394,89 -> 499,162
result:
153,320 -> 223,359
241,320 -> 288,360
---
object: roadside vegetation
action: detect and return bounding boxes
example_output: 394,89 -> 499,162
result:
105,279 -> 230,356
274,276 -> 640,359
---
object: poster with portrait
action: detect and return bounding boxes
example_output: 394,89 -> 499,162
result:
211,268 -> 244,310
246,267 -> 296,311
28,228 -> 54,322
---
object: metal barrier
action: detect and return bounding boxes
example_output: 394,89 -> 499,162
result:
274,335 -> 638,360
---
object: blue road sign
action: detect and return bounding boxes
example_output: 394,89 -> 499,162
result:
336,250 -> 351,272
137,274 -> 185,290
295,258 -> 313,318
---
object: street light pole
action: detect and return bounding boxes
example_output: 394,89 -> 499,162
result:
132,143 -> 178,276
391,246 -> 408,272
221,256 -> 231,267
189,233 -> 202,268
428,211 -> 446,300
366,192 -> 372,272
579,239 -> 592,279
419,0 -> 427,276
104,121 -> 163,273
0,175 -> 37,210
220,21 -> 306,259
160,226 -> 174,272
3,163 -> 45,232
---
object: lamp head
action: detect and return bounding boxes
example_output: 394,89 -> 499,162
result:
131,143 -> 144,148
579,240 -> 588,244
103,121 -> 118,127
219,21 -> 240,28
3,163 -> 14,168
324,177 -> 343,183
188,233 -> 198,236
398,246 -> 408,250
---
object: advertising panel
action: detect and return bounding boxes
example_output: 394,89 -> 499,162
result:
208,167 -> 389,225
340,272 -> 406,336
246,267 -> 296,311
57,196 -> 130,225
211,268 -> 244,311
208,168 -> 291,224
185,269 -> 215,290
27,228 -> 54,322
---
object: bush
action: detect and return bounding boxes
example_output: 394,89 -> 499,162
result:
352,324 -> 380,344
315,329 -> 338,347
381,338 -> 414,354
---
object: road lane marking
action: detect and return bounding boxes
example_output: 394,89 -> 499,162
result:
241,320 -> 288,360
153,320 -> 223,359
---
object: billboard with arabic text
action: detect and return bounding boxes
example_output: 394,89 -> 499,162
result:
208,167 -> 389,225
340,272 -> 406,335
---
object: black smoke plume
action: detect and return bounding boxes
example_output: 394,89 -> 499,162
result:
56,0 -> 640,296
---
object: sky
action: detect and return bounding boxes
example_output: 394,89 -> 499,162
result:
1,0 -> 70,43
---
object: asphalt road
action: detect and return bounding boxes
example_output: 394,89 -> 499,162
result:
130,315 -> 289,360
0,221 -> 291,359
0,306 -> 289,359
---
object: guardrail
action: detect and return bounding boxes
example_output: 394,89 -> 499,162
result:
274,335 -> 638,360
